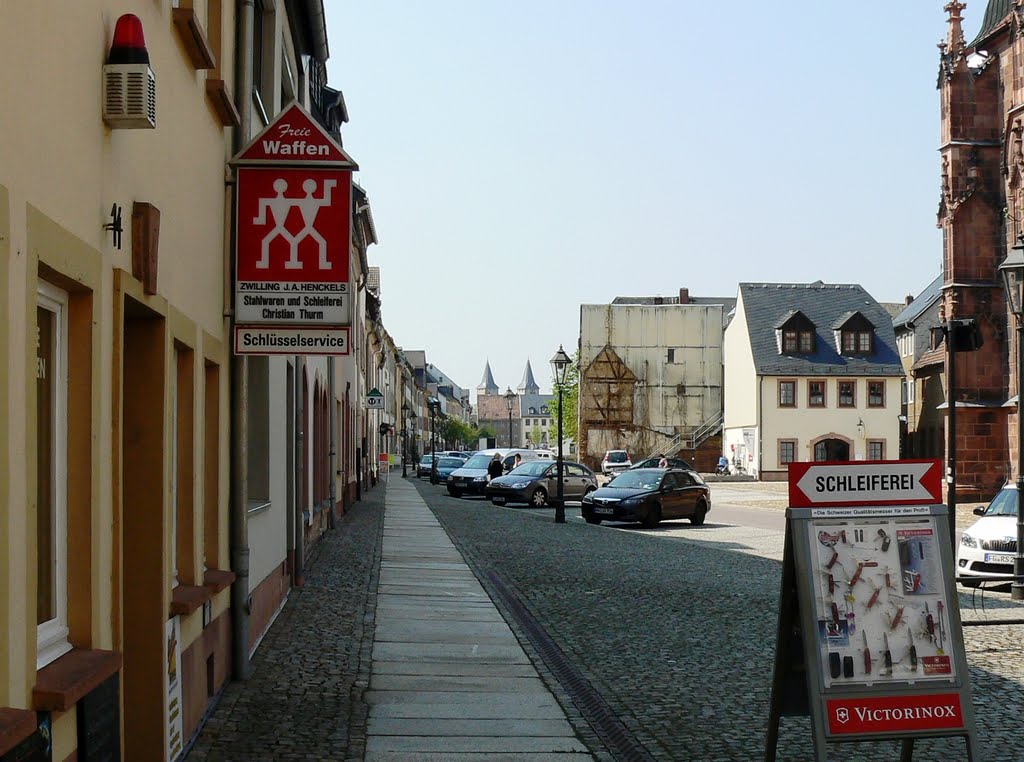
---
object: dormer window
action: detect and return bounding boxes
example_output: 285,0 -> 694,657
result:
833,311 -> 876,356
775,310 -> 816,355
540,406 -> 548,414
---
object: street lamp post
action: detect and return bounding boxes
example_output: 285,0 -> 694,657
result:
429,397 -> 439,485
504,387 -> 516,449
999,235 -> 1024,600
401,402 -> 409,477
550,345 -> 572,524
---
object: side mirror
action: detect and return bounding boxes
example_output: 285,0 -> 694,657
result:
973,506 -> 986,516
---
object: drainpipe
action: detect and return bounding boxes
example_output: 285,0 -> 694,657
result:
327,358 -> 337,529
229,0 -> 255,680
757,376 -> 763,478
294,356 -> 305,583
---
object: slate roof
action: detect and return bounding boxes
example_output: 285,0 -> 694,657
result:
892,275 -> 943,328
517,360 -> 540,395
477,360 -> 498,394
739,282 -> 903,377
519,393 -> 555,417
970,0 -> 1013,47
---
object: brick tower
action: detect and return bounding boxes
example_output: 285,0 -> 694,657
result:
936,0 -> 1012,499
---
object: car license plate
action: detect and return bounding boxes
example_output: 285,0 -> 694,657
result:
594,506 -> 614,515
492,497 -> 506,505
985,553 -> 1014,564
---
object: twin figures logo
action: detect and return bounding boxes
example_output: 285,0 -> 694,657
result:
236,167 -> 350,284
253,177 -> 337,271
827,694 -> 963,735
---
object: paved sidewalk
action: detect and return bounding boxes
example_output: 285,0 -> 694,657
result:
366,478 -> 592,760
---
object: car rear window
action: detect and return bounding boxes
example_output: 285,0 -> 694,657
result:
606,451 -> 629,463
438,458 -> 463,468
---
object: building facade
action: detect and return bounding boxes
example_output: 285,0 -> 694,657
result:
723,283 -> 903,480
577,289 -> 730,472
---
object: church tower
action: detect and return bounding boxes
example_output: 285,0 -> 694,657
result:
936,0 -> 1011,498
517,359 -> 540,396
477,360 -> 499,397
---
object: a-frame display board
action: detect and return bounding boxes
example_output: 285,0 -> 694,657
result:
765,460 -> 979,761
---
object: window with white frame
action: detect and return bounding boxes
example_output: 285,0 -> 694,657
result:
36,283 -> 71,668
907,378 -> 915,404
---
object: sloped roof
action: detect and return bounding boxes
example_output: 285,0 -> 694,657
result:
970,0 -> 1013,47
517,360 -> 540,395
477,360 -> 498,393
519,393 -> 555,416
893,275 -> 943,328
739,282 -> 903,376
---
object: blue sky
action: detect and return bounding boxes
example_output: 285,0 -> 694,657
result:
326,1 -> 965,395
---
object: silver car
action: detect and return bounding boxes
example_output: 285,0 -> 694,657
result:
485,460 -> 598,507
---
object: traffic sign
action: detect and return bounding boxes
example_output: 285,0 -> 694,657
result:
366,388 -> 384,409
788,460 -> 942,508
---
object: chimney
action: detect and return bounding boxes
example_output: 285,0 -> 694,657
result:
904,294 -> 914,306
678,288 -> 690,304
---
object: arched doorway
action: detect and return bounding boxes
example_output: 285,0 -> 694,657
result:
814,438 -> 850,461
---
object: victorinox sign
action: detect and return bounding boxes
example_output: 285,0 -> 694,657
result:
827,694 -> 963,735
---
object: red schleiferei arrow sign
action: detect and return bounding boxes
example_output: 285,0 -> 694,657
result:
788,459 -> 943,507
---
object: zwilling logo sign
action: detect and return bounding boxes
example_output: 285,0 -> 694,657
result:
827,694 -> 963,735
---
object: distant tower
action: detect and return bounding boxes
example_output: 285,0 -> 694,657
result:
477,360 -> 499,396
517,359 -> 540,395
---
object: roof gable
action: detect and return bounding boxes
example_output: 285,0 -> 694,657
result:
773,309 -> 815,331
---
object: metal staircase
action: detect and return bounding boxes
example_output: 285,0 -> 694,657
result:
663,410 -> 723,457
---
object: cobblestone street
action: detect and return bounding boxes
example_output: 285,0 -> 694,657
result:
188,476 -> 1024,760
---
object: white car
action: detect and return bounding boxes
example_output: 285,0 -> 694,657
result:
600,449 -> 632,476
957,484 -> 1020,586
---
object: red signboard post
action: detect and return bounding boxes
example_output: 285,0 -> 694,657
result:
230,102 -> 357,355
765,460 -> 978,761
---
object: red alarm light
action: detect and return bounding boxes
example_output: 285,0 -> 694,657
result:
107,14 -> 149,65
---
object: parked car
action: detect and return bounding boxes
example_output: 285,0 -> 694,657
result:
439,450 -> 470,460
434,457 -> 467,481
446,449 -> 541,497
600,449 -> 632,476
958,484 -> 1019,586
581,468 -> 710,528
416,455 -> 436,478
486,460 -> 598,507
630,455 -> 695,472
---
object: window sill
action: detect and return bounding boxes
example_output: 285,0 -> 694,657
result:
203,568 -> 236,594
33,648 -> 122,712
206,78 -> 241,127
170,584 -> 212,617
172,7 -> 216,70
0,708 -> 38,756
247,499 -> 272,515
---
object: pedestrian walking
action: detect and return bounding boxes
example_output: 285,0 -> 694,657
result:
512,453 -> 523,471
487,453 -> 504,482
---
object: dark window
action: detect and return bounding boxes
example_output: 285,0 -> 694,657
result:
799,331 -> 815,353
667,348 -> 675,363
808,381 -> 825,407
783,331 -> 798,353
868,440 -> 885,460
868,381 -> 885,408
842,331 -> 856,354
779,440 -> 796,465
779,380 -> 796,407
839,381 -> 855,407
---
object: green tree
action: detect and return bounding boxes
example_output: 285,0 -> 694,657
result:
530,425 -> 543,446
550,349 -> 579,442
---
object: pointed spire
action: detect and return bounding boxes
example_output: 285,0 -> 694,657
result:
517,359 -> 540,395
945,1 -> 967,53
477,360 -> 498,395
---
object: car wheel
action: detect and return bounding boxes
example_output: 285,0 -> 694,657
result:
585,515 -> 602,525
642,503 -> 661,529
530,488 -> 548,507
690,500 -> 708,526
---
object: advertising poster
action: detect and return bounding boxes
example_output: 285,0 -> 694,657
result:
165,617 -> 183,761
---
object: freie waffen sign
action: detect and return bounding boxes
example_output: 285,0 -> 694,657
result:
787,460 -> 942,507
230,101 -> 358,356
